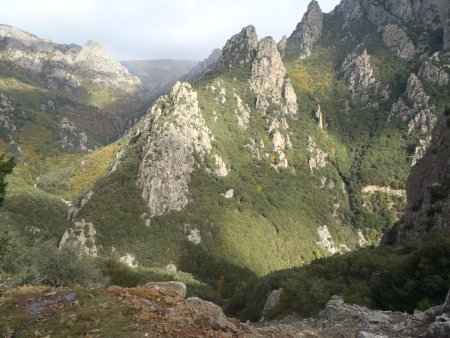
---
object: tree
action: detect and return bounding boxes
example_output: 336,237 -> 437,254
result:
0,155 -> 14,207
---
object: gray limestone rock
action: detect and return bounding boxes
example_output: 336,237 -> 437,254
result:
58,117 -> 89,152
340,50 -> 378,105
290,0 -> 323,58
261,289 -> 283,319
307,136 -> 327,172
250,37 -> 297,117
314,104 -> 323,130
382,24 -> 416,60
136,82 -> 226,217
418,57 -> 449,86
0,24 -> 142,93
277,35 -> 287,58
217,25 -> 258,69
391,73 -> 436,134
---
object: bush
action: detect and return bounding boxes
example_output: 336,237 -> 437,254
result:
23,240 -> 107,288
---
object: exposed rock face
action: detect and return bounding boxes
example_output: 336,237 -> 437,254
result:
119,253 -> 138,268
217,25 -> 258,69
265,291 -> 450,336
67,190 -> 94,220
385,115 -> 450,242
137,82 -> 226,217
262,289 -> 283,319
187,228 -> 202,245
317,225 -> 338,254
340,50 -> 378,105
0,25 -> 141,92
250,37 -> 297,117
336,0 -> 363,20
277,35 -> 287,58
233,93 -> 251,129
59,219 -> 98,257
382,24 -> 416,60
0,93 -> 17,132
307,136 -> 328,172
58,117 -> 88,152
391,73 -> 436,134
290,0 -> 323,58
336,0 -> 447,30
410,136 -> 431,166
418,57 -> 449,86
314,104 -> 323,129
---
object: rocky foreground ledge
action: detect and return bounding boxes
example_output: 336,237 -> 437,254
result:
1,282 -> 449,337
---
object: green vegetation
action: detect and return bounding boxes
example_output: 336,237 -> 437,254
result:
0,155 -> 14,206
227,229 -> 450,321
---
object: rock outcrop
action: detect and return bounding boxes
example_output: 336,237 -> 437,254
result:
59,219 -> 98,257
265,291 -> 450,337
382,24 -> 416,60
391,73 -> 436,134
217,25 -> 258,69
290,0 -> 323,58
314,104 -> 324,129
250,37 -> 297,117
277,35 -> 287,58
58,117 -> 88,152
307,136 -> 328,172
418,56 -> 449,86
385,114 -> 450,242
317,224 -> 338,254
340,50 -> 378,105
336,0 -> 447,31
136,82 -> 226,217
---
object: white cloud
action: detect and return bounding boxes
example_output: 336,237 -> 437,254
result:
0,0 -> 340,60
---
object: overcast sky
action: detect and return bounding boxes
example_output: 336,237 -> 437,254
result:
0,0 -> 340,61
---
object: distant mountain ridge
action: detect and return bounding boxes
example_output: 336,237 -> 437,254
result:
121,59 -> 197,95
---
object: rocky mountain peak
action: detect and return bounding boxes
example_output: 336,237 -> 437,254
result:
136,81 -> 227,217
340,49 -> 378,105
75,40 -> 133,77
217,25 -> 258,68
250,36 -> 297,117
290,0 -> 323,58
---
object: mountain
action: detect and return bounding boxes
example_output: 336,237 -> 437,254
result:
0,0 -> 449,331
0,24 -> 149,261
121,59 -> 198,95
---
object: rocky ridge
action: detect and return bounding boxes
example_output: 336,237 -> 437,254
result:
0,24 -> 142,92
136,82 -> 227,217
340,49 -> 379,106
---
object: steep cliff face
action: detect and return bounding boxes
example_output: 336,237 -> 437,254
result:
216,25 -> 258,70
391,73 -> 436,134
385,114 -> 450,242
290,0 -> 323,58
136,82 -> 225,217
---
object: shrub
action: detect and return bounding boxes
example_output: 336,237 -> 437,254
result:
23,240 -> 107,287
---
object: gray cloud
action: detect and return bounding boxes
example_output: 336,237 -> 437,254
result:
0,0 -> 340,61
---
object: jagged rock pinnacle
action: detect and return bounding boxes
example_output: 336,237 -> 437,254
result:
217,25 -> 258,69
290,0 -> 323,58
